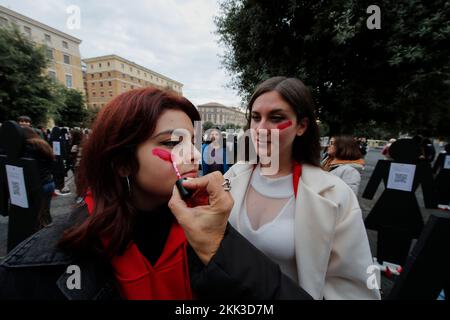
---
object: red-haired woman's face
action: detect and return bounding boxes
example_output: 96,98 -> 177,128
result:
131,109 -> 201,208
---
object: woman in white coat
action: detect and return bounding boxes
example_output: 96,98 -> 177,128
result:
224,77 -> 380,300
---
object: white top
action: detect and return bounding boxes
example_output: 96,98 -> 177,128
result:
239,165 -> 298,283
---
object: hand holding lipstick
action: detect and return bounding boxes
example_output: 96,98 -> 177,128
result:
168,171 -> 234,265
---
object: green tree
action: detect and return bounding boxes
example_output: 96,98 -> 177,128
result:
0,26 -> 56,126
202,121 -> 215,131
52,83 -> 88,128
215,0 -> 450,137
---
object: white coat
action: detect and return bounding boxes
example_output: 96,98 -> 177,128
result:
224,162 -> 381,300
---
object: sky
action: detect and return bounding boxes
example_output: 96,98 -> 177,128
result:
0,0 -> 243,108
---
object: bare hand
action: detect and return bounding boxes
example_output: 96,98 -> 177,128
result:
168,172 -> 234,265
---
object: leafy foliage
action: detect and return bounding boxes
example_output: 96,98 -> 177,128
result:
215,0 -> 450,137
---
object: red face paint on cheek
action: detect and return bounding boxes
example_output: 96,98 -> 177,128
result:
277,120 -> 293,130
152,148 -> 182,179
152,148 -> 172,162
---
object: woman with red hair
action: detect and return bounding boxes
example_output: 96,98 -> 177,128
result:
0,87 -> 311,300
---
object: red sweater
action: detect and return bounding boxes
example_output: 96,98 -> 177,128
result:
84,193 -> 193,300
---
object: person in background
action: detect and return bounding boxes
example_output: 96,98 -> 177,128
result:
68,129 -> 84,182
422,138 -> 436,163
323,135 -> 365,195
321,136 -> 335,169
17,115 -> 32,128
358,137 -> 368,158
381,138 -> 397,160
21,126 -> 56,228
202,127 -> 230,175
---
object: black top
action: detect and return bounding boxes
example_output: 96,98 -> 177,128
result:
132,205 -> 174,266
22,143 -> 55,185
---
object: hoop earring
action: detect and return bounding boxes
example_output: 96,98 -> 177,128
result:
125,176 -> 131,196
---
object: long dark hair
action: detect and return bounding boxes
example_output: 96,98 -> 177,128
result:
59,87 -> 200,257
246,77 -> 321,167
333,135 -> 363,160
22,127 -> 55,161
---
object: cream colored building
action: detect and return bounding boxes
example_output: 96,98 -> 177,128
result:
0,5 -> 84,92
197,102 -> 247,127
83,55 -> 183,109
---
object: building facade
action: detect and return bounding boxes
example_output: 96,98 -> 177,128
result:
83,55 -> 183,109
197,102 -> 247,127
0,5 -> 84,92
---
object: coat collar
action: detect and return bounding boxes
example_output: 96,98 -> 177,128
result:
226,162 -> 335,195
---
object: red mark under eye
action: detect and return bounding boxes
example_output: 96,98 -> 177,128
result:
277,120 -> 292,130
153,148 -> 182,179
152,148 -> 173,162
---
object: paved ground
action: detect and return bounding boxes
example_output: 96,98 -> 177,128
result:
0,149 -> 444,298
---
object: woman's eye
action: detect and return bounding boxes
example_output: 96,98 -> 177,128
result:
271,116 -> 284,122
161,140 -> 181,147
251,115 -> 261,121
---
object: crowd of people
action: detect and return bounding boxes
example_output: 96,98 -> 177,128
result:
0,76 -> 447,300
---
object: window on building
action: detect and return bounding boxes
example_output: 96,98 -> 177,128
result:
130,67 -> 132,72
122,73 -> 125,78
91,82 -> 95,87
62,41 -> 68,49
48,70 -> 56,81
46,48 -> 54,60
107,61 -> 110,67
123,84 -> 126,88
138,79 -> 141,83
63,54 -> 70,64
100,82 -> 103,87
99,63 -> 102,68
108,81 -> 112,86
108,72 -> 111,77
91,64 -> 94,69
91,74 -> 94,79
23,26 -> 31,37
65,74 -> 73,88
131,85 -> 134,89
121,63 -> 124,69
93,92 -> 96,97
93,104 -> 97,107
44,34 -> 51,42
144,73 -> 147,77
130,76 -> 134,81
101,91 -> 104,97
99,73 -> 103,78
109,91 -> 113,97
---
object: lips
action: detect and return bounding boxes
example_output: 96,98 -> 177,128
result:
181,170 -> 198,179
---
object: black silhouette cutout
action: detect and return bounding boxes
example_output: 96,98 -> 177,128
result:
362,139 -> 438,265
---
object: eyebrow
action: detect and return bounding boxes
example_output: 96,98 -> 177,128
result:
152,129 -> 194,139
152,129 -> 175,139
252,108 -> 286,114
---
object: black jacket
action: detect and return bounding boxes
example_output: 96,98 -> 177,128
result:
0,203 -> 311,300
22,144 -> 54,186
